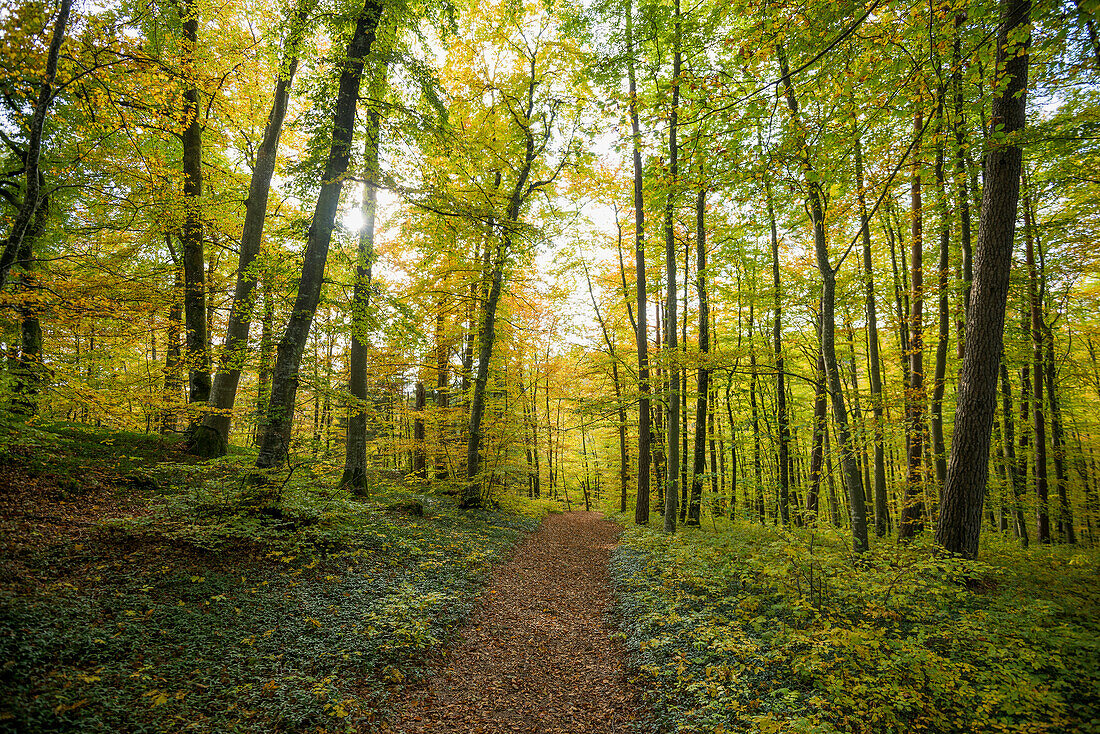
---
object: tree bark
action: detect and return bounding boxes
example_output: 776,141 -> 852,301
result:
902,106 -> 927,539
1044,324 -> 1075,543
766,179 -> 791,528
0,0 -> 71,293
435,310 -> 452,479
162,261 -> 184,434
807,348 -> 827,522
464,241 -> 505,504
626,0 -> 651,525
1024,183 -> 1050,543
952,9 -> 974,333
688,185 -> 708,526
935,0 -> 1031,557
413,380 -> 427,478
8,198 -> 48,417
662,0 -> 681,533
178,0 -> 210,412
341,105 -> 382,494
252,273 -> 275,445
1000,362 -> 1030,545
193,0 -> 313,456
778,42 -> 868,551
255,0 -> 384,470
930,91 -> 952,492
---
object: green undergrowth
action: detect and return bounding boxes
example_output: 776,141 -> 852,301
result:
610,519 -> 1100,734
0,422 -> 553,733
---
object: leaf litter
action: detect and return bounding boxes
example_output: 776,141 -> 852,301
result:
380,511 -> 642,734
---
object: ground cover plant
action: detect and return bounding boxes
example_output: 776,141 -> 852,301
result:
0,421 -> 555,733
609,518 -> 1100,734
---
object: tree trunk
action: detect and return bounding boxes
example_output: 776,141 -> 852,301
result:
902,106 -> 927,539
193,0 -> 313,456
0,0 -> 71,292
1000,362 -> 1029,546
748,344 -> 764,522
413,380 -> 426,478
340,106 -> 382,494
162,262 -> 184,434
766,179 -> 791,528
662,0 -> 681,533
1018,310 -> 1032,518
1044,325 -> 1075,543
256,0 -> 383,470
807,348 -> 827,523
935,0 -> 1031,557
464,240 -> 505,506
689,185 -> 708,526
8,199 -> 48,417
253,273 -> 275,445
778,41 -> 868,551
583,262 -> 630,513
1024,184 -> 1050,544
953,9 -> 974,330
931,92 -> 952,492
435,310 -> 451,479
179,0 -> 210,412
709,375 -> 720,514
845,317 -> 871,515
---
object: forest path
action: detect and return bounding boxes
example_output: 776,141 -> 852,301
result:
378,510 -> 641,733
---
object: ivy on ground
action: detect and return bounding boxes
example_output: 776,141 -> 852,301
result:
0,422 -> 553,733
610,520 -> 1100,734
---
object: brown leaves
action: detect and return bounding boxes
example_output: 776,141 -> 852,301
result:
380,511 -> 642,734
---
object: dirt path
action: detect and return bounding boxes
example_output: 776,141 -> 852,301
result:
380,510 -> 641,733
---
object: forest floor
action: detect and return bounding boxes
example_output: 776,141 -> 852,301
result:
3,420 -> 1099,734
380,511 -> 641,734
0,420 -> 557,733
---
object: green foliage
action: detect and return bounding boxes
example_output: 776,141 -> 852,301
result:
611,523 -> 1100,734
0,424 -> 540,733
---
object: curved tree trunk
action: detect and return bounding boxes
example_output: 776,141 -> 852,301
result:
778,41 -> 868,551
0,0 -> 71,292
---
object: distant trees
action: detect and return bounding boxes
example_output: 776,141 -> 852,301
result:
0,0 -> 1098,559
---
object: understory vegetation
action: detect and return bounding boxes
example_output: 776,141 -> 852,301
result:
0,421 -> 554,733
610,518 -> 1100,734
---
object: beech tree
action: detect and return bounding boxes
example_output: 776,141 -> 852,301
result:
255,0 -> 385,470
191,0 -> 316,457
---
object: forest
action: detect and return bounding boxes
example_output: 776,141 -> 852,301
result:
1,0 -> 1099,728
